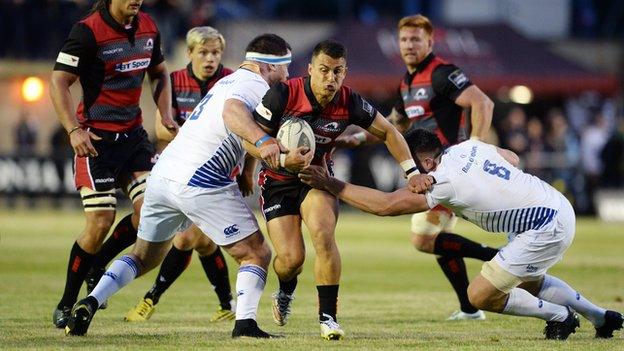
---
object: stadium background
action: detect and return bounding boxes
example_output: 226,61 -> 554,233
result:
0,1 -> 623,349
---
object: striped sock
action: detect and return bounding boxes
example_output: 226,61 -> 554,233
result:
235,264 -> 267,320
89,255 -> 140,307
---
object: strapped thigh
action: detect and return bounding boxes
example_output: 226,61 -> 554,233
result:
80,187 -> 117,212
480,259 -> 522,294
125,173 -> 149,203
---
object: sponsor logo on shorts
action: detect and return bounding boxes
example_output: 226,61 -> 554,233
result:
94,177 -> 115,184
115,58 -> 151,72
263,204 -> 281,213
525,264 -> 538,273
405,105 -> 425,118
223,224 -> 240,237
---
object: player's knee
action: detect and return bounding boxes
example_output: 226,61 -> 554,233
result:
86,212 -> 116,237
411,233 -> 436,253
309,228 -> 337,256
279,251 -> 305,270
174,230 -> 197,251
193,238 -> 217,256
467,283 -> 488,310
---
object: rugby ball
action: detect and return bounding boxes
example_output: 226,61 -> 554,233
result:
276,118 -> 316,155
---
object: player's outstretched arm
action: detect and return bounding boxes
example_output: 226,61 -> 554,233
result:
299,165 -> 430,216
454,85 -> 494,140
365,113 -> 433,193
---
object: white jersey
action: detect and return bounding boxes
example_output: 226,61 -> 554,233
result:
425,140 -> 562,234
153,69 -> 269,189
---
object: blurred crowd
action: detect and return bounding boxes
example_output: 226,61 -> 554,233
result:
494,93 -> 623,214
1,0 -> 623,59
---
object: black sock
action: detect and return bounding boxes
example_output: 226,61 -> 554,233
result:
279,277 -> 298,296
317,285 -> 339,322
433,232 -> 498,261
144,246 -> 193,305
198,247 -> 233,310
91,214 -> 137,269
58,241 -> 95,308
436,255 -> 478,314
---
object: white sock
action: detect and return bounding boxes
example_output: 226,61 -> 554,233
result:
89,255 -> 140,307
538,275 -> 606,327
503,288 -> 569,322
235,264 -> 267,320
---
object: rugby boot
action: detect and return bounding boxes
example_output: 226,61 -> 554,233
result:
595,310 -> 623,338
543,307 -> 580,340
65,296 -> 98,336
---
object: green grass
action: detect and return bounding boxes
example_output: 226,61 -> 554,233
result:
1,209 -> 623,350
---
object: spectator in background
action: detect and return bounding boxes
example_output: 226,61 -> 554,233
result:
600,116 -> 624,187
544,109 -> 581,206
581,113 -> 611,212
14,111 -> 38,156
525,117 -> 546,178
500,106 -> 529,156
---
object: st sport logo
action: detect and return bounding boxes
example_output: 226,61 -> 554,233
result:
115,58 -> 151,72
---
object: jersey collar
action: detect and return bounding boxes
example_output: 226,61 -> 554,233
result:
100,7 -> 139,37
404,52 -> 436,84
186,63 -> 223,95
303,76 -> 340,112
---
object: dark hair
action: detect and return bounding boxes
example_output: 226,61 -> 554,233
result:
312,40 -> 347,60
90,0 -> 110,14
245,34 -> 291,56
404,128 -> 442,157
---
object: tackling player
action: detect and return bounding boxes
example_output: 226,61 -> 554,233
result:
300,128 -> 624,340
64,33 -> 310,338
340,14 -> 497,320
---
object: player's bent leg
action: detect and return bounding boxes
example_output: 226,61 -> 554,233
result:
301,189 -> 343,340
472,261 -> 579,340
224,231 -> 279,338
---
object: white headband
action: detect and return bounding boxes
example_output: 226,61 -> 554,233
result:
245,51 -> 291,65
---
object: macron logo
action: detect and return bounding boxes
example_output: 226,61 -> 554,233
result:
115,58 -> 151,72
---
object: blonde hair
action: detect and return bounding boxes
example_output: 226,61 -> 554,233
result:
398,14 -> 434,36
186,26 -> 226,52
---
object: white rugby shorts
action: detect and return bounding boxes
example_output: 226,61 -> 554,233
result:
494,193 -> 575,279
138,174 -> 259,245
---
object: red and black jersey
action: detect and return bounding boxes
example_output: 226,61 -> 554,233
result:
54,8 -> 164,132
171,64 -> 233,125
394,53 -> 472,146
253,76 -> 377,179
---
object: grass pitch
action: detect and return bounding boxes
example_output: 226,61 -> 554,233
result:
0,209 -> 623,350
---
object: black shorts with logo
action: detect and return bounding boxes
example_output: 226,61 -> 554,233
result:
74,127 -> 155,191
258,169 -> 312,222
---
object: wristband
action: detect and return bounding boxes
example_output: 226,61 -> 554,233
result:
400,159 -> 420,179
68,126 -> 81,136
279,153 -> 286,168
254,134 -> 271,147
